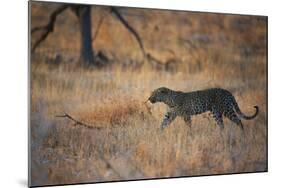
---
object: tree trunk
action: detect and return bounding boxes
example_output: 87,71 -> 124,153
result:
77,6 -> 95,65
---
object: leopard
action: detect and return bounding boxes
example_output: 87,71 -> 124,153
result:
148,87 -> 259,131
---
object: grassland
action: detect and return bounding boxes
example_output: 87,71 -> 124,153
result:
30,2 -> 267,186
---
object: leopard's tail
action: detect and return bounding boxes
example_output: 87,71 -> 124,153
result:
233,100 -> 259,120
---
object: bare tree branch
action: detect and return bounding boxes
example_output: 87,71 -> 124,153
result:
92,10 -> 109,42
146,53 -> 163,65
31,5 -> 69,52
92,16 -> 105,42
110,7 -> 146,57
109,7 -> 171,67
55,113 -> 103,130
146,53 -> 180,72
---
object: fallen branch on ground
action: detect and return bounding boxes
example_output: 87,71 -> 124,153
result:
55,113 -> 103,130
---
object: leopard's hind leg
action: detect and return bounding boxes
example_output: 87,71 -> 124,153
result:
224,108 -> 244,131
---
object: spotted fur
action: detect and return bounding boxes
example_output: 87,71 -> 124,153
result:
148,87 -> 258,131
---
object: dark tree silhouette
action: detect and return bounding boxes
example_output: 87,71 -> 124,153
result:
32,4 -> 97,66
72,5 -> 95,65
31,4 -> 166,67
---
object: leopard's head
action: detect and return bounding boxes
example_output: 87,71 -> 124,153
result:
148,87 -> 171,104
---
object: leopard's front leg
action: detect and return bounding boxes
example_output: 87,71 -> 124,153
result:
161,111 -> 177,130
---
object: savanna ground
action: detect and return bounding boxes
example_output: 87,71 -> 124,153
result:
30,2 -> 267,186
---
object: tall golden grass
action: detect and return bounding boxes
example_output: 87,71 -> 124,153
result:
30,2 -> 267,186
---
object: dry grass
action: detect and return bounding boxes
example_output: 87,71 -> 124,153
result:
30,2 -> 267,187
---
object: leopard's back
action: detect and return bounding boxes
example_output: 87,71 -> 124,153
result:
180,88 -> 235,116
